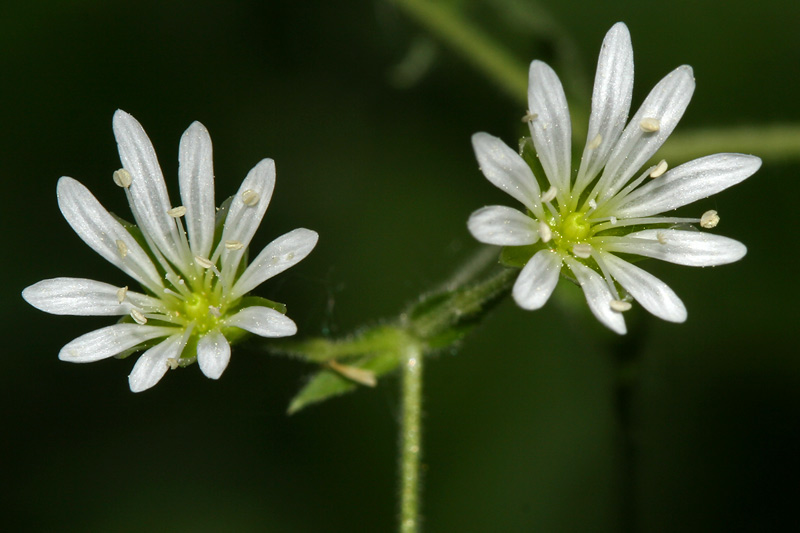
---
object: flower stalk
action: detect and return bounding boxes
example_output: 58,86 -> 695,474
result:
399,341 -> 424,533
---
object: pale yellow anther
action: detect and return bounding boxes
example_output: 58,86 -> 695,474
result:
540,186 -> 557,204
113,169 -> 132,188
587,133 -> 603,150
610,300 -> 632,312
609,216 -> 618,225
538,220 -> 552,243
639,117 -> 661,132
241,189 -> 259,206
208,305 -> 222,317
224,240 -> 244,250
521,111 -> 538,123
130,308 -> 147,325
116,239 -> 128,258
194,256 -> 215,269
656,231 -> 668,244
166,358 -> 180,370
167,206 -> 187,218
649,159 -> 668,178
572,243 -> 593,259
116,286 -> 128,304
700,210 -> 720,229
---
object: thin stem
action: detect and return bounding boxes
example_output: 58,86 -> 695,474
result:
656,124 -> 800,163
400,341 -> 424,533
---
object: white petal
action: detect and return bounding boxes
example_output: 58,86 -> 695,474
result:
128,333 -> 188,393
57,177 -> 163,292
600,229 -> 747,266
59,324 -> 174,363
564,258 -> 626,334
217,159 -> 276,283
22,277 -> 162,316
575,22 -> 634,193
602,253 -> 687,322
611,154 -> 762,218
179,121 -> 216,259
527,60 -> 572,197
471,132 -> 544,218
512,249 -> 562,310
231,228 -> 319,300
467,206 -> 539,246
225,306 -> 297,338
113,110 -> 190,270
596,66 -> 695,202
196,329 -> 232,380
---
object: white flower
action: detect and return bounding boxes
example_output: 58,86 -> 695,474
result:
23,110 -> 318,391
467,23 -> 761,334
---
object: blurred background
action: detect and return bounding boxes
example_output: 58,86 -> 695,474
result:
2,1 -> 799,531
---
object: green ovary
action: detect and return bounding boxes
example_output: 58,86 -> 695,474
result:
551,212 -> 593,251
182,292 -> 222,334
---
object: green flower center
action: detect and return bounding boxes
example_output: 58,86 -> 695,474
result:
182,292 -> 222,334
560,212 -> 592,242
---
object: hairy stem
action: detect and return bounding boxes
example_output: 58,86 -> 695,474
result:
400,341 -> 424,533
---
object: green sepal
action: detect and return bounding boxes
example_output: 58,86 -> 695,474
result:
287,351 -> 401,415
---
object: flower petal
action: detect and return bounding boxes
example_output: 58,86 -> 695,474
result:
575,22 -> 634,193
599,229 -> 747,266
22,277 -> 162,316
596,65 -> 695,202
512,249 -> 562,310
59,324 -> 174,363
564,258 -> 627,334
179,121 -> 216,259
114,110 -> 191,271
602,252 -> 687,322
225,306 -> 297,338
471,132 -> 544,218
231,228 -> 319,300
467,206 -> 539,246
128,333 -> 188,393
196,329 -> 232,380
57,177 -> 163,293
610,153 -> 762,218
527,60 -> 572,198
217,159 -> 277,283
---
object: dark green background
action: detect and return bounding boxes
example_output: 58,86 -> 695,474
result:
2,1 -> 798,531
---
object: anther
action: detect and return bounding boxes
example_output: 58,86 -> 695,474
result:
572,243 -> 592,259
609,216 -> 618,225
208,305 -> 222,317
587,134 -> 603,150
241,189 -> 260,206
521,111 -> 538,123
540,186 -> 557,204
538,220 -> 552,243
112,169 -> 132,188
225,240 -> 244,250
649,159 -> 668,178
700,210 -> 719,228
116,239 -> 128,258
639,117 -> 661,132
130,308 -> 148,325
194,256 -> 215,269
167,206 -> 187,218
610,300 -> 632,312
656,231 -> 667,244
166,358 -> 180,370
116,286 -> 128,304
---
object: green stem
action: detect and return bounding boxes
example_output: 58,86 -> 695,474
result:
658,124 -> 800,163
390,0 -> 528,103
400,341 -> 424,533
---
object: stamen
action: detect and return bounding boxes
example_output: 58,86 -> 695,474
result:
116,286 -> 128,304
241,189 -> 260,206
572,243 -> 592,259
540,186 -> 557,204
609,216 -> 617,225
116,239 -> 128,258
208,305 -> 222,317
130,308 -> 148,325
700,210 -> 720,228
521,111 -> 538,123
225,240 -> 244,250
587,133 -> 603,150
167,206 -> 187,218
610,300 -> 632,312
113,168 -> 132,188
656,232 -> 667,244
649,159 -> 668,178
195,256 -> 216,269
639,117 -> 661,132
538,220 -> 552,243
166,358 -> 180,370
